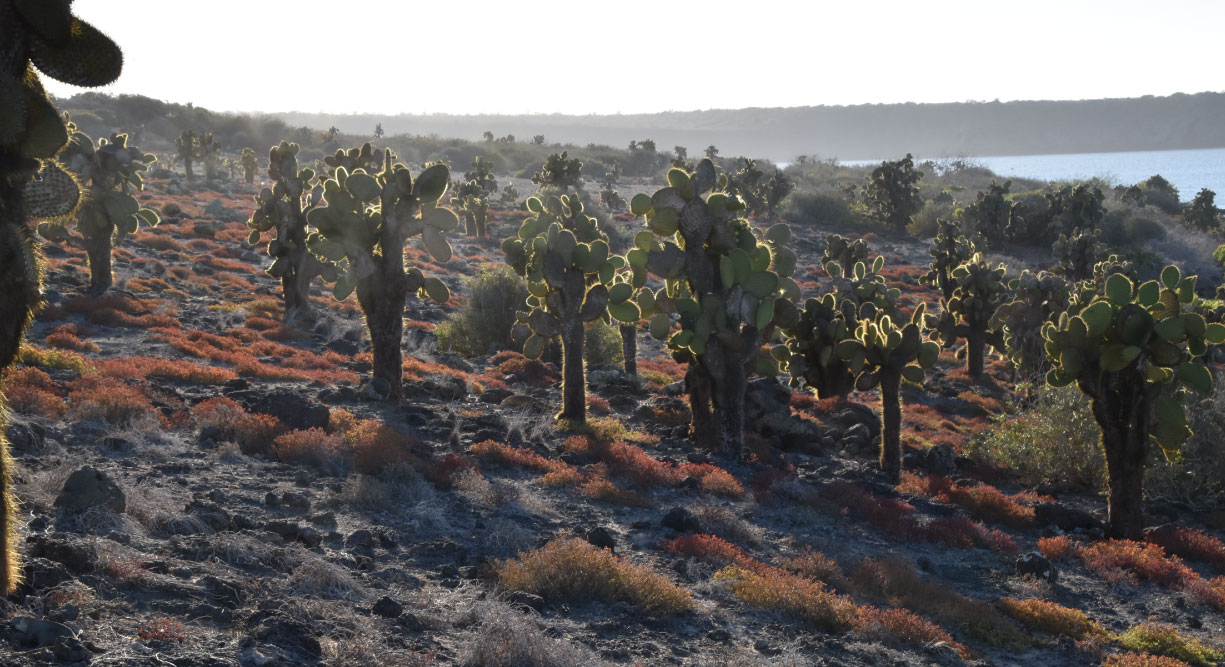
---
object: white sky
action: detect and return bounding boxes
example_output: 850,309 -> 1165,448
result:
45,0 -> 1225,115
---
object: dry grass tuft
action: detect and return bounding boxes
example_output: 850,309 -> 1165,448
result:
495,537 -> 694,615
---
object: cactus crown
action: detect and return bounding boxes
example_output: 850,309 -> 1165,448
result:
323,142 -> 383,177
41,128 -> 159,240
628,160 -> 800,373
306,149 -> 454,303
1053,228 -> 1104,281
502,193 -> 622,358
1043,265 -> 1225,455
993,269 -> 1070,376
531,151 -> 582,191
822,234 -> 869,279
921,220 -> 975,298
839,304 -> 941,389
245,141 -> 329,280
780,291 -> 860,398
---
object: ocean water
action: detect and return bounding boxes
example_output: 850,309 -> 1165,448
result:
847,148 -> 1225,198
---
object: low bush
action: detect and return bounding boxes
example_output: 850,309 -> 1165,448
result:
1,367 -> 66,418
998,598 -> 1101,639
272,428 -> 343,471
496,537 -> 694,614
66,377 -> 155,425
784,191 -> 859,229
1038,535 -> 1080,560
1104,653 -> 1196,667
192,397 -> 286,456
715,566 -> 857,634
1113,622 -> 1224,667
1080,540 -> 1194,588
436,266 -> 530,357
1146,527 -> 1225,571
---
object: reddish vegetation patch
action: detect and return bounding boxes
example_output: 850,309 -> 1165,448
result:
662,534 -> 759,571
1146,526 -> 1225,572
95,357 -> 237,385
897,472 -> 1041,528
154,329 -> 357,384
998,598 -> 1100,639
64,295 -> 180,329
1103,653 -> 1196,667
272,428 -> 343,468
45,324 -> 99,352
192,397 -> 287,456
1,366 -> 66,418
1080,540 -> 1195,588
1038,535 -> 1081,560
66,376 -> 156,425
488,351 -> 557,387
586,394 -> 610,414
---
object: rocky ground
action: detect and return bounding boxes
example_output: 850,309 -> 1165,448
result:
1,173 -> 1223,666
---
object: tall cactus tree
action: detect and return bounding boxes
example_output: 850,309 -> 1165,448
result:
921,220 -> 975,300
199,131 -> 220,180
927,254 -> 1009,378
864,153 -> 924,232
839,307 -> 941,483
0,0 -> 124,596
464,156 -> 498,197
629,160 -> 800,458
52,128 -> 159,291
502,193 -> 624,422
780,293 -> 859,400
307,151 -> 455,401
1043,266 -> 1225,538
239,147 -> 258,186
175,129 -> 197,180
454,179 -> 490,238
247,141 -> 331,323
1053,228 -> 1104,281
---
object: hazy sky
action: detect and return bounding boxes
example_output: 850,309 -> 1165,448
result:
46,0 -> 1225,115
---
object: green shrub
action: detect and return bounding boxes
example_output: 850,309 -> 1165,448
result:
436,267 -> 529,357
784,192 -> 858,228
966,384 -> 1105,492
584,319 -> 624,368
1146,373 -> 1225,505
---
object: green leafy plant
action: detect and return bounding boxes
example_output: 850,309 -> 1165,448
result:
307,150 -> 456,401
839,307 -> 940,482
927,254 -> 1009,378
1043,265 -> 1225,538
246,141 -> 331,322
629,160 -> 800,458
502,191 -> 623,422
921,220 -> 975,300
0,0 -> 124,595
49,127 -> 159,291
436,266 -> 529,357
863,153 -> 924,232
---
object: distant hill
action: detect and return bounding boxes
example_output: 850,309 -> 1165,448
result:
274,92 -> 1225,163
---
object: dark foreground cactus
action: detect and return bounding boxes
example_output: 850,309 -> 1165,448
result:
307,150 -> 455,401
1044,266 -> 1225,538
0,0 -> 124,596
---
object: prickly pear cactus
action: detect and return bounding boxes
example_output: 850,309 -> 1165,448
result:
992,270 -> 1069,377
199,131 -> 220,180
838,305 -> 941,483
239,147 -> 257,186
822,234 -> 869,279
830,254 -> 901,319
176,129 -> 197,179
503,193 -> 619,422
454,179 -> 490,238
1053,228 -> 1103,281
531,151 -> 582,193
779,293 -> 859,400
926,254 -> 1008,378
1,0 -> 125,596
628,160 -> 801,459
323,142 -> 383,177
246,141 -> 333,322
921,220 -> 975,300
959,180 -> 1011,250
43,127 -> 159,291
307,150 -> 456,401
1043,265 -> 1225,538
464,156 -> 497,197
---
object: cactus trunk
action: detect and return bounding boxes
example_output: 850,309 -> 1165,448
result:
686,365 -> 717,448
184,157 -> 193,180
710,351 -> 747,460
559,313 -> 586,422
475,210 -> 487,239
280,222 -> 312,323
83,227 -> 114,292
879,369 -> 903,484
244,168 -> 255,186
1088,385 -> 1151,540
1,193 -> 41,596
620,324 -> 637,377
357,278 -> 407,402
967,331 -> 986,378
463,211 -> 476,237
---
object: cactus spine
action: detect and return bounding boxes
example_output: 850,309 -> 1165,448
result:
503,193 -> 621,422
247,141 -> 330,323
629,160 -> 800,459
927,254 -> 1008,378
1044,266 -> 1225,538
307,150 -> 454,401
0,0 -> 124,595
838,306 -> 941,483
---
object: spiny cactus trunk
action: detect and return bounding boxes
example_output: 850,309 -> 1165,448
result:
82,228 -> 114,292
685,365 -> 717,448
281,220 -> 312,323
879,370 -> 903,484
184,158 -> 194,180
1089,386 -> 1150,540
463,211 -> 476,237
244,168 -> 255,186
559,314 -> 586,422
620,324 -> 637,377
967,331 -> 986,379
475,210 -> 487,239
710,352 -> 747,460
356,268 -> 409,402
1,196 -> 41,596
